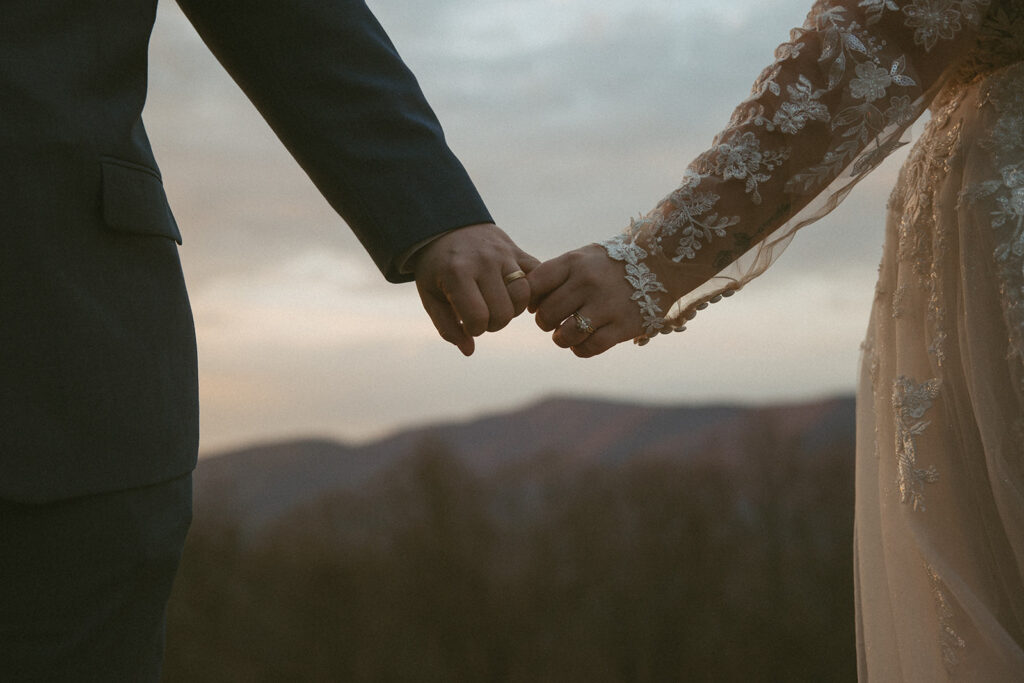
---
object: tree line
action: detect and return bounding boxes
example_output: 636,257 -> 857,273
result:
163,419 -> 856,682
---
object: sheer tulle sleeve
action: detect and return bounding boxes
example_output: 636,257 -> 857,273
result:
603,0 -> 994,344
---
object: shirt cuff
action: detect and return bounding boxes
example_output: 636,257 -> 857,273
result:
396,230 -> 454,275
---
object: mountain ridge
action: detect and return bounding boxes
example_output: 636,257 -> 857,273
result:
196,394 -> 855,529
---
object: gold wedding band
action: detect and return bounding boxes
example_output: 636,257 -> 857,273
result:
572,311 -> 595,335
503,270 -> 527,285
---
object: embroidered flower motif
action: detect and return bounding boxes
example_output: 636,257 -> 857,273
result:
775,40 -> 805,61
892,375 -> 942,511
1000,185 -> 1024,227
860,0 -> 900,25
902,0 -> 964,51
1000,162 -> 1024,192
708,132 -> 766,183
746,63 -> 784,102
925,563 -> 967,670
789,9 -> 920,193
888,56 -> 919,88
600,234 -> 667,339
968,67 -> 1024,378
602,0 -> 1012,347
671,208 -> 739,262
958,0 -> 988,26
891,283 -> 908,318
987,162 -> 1024,244
700,131 -> 790,204
991,114 -> 1024,151
886,95 -> 917,126
641,170 -> 742,262
896,377 -> 941,418
850,62 -> 894,102
773,75 -> 831,134
626,263 -> 667,319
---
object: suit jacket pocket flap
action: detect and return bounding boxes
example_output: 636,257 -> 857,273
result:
101,159 -> 182,243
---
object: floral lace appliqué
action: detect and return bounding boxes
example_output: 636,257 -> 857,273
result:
786,8 -> 921,194
903,0 -> 967,50
603,0 -> 995,345
891,89 -> 966,363
861,0 -> 992,51
773,76 -> 831,134
600,233 -> 667,339
963,66 -> 1024,364
924,562 -> 967,670
662,171 -> 741,263
891,283 -> 909,317
860,0 -> 901,25
892,375 -> 942,510
697,132 -> 791,205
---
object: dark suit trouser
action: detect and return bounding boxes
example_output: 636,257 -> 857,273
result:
0,474 -> 192,682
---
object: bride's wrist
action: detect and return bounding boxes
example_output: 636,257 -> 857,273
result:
597,236 -> 670,341
599,233 -> 731,344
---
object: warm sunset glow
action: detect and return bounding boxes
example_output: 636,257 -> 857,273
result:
145,0 -> 911,453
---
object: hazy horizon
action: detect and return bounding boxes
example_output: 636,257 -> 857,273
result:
201,391 -> 858,457
146,0 -> 910,454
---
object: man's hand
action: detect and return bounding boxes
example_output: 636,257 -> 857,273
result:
527,245 -> 644,357
413,223 -> 539,356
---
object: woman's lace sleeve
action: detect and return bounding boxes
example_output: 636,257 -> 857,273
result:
604,0 -> 992,344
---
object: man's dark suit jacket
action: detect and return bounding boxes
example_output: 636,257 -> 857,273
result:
0,0 -> 492,502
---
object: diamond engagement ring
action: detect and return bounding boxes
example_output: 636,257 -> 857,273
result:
572,311 -> 595,335
503,270 -> 527,285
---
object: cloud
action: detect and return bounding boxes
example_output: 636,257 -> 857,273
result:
146,0 -> 903,451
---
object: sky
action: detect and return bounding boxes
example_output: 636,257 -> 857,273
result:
145,0 -> 914,454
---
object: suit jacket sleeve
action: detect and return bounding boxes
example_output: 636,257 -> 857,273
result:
174,0 -> 493,283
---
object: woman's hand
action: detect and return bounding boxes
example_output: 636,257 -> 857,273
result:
527,245 -> 644,357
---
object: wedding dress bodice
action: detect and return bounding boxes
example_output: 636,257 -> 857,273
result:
602,0 -> 1024,344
